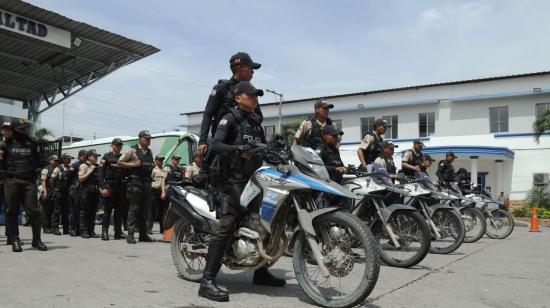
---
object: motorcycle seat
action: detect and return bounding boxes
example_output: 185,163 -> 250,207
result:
184,186 -> 210,200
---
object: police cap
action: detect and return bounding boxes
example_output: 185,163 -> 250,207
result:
61,153 -> 74,160
413,138 -> 425,148
373,118 -> 391,129
112,138 -> 123,145
381,140 -> 399,149
86,149 -> 100,157
47,155 -> 59,161
314,99 -> 334,110
172,154 -> 182,160
233,81 -> 264,96
155,155 -> 165,161
446,151 -> 458,158
422,154 -> 435,162
138,130 -> 151,138
322,126 -> 343,137
230,52 -> 261,70
78,150 -> 88,158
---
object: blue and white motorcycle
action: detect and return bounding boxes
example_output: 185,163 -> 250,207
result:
164,144 -> 380,308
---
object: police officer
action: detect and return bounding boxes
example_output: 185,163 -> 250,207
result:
419,154 -> 435,174
198,81 -> 284,302
1,122 -> 12,243
293,100 -> 337,149
436,151 -> 458,183
401,139 -> 424,177
374,141 -> 399,179
148,154 -> 166,235
68,150 -> 87,237
358,118 -> 389,170
198,52 -> 263,157
41,155 -> 58,233
316,126 -> 346,184
118,130 -> 156,244
50,153 -> 73,235
184,153 -> 201,182
98,138 -> 127,240
455,168 -> 471,194
79,149 -> 100,238
0,119 -> 47,252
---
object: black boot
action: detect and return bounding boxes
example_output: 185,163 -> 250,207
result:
114,231 -> 127,240
198,238 -> 229,302
52,228 -> 62,236
127,233 -> 136,244
31,217 -> 48,251
69,229 -> 78,237
101,229 -> 109,241
81,231 -> 90,239
253,267 -> 286,287
11,237 -> 22,252
139,232 -> 156,242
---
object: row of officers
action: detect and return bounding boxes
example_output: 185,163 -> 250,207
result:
1,123 -> 202,253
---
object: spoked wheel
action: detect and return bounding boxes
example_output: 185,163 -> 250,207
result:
293,211 -> 379,308
171,219 -> 208,282
461,208 -> 487,243
485,209 -> 514,239
429,209 -> 465,254
373,210 -> 431,268
284,224 -> 295,257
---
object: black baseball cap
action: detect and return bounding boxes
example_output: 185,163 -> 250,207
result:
413,139 -> 425,148
422,154 -> 435,162
373,118 -> 391,128
446,151 -> 458,158
47,155 -> 59,161
112,138 -> 123,145
61,153 -> 74,160
381,140 -> 398,149
155,155 -> 165,161
230,52 -> 261,69
78,150 -> 87,157
233,81 -> 264,96
138,130 -> 151,138
86,149 -> 100,157
322,126 -> 343,137
172,154 -> 182,160
314,99 -> 334,110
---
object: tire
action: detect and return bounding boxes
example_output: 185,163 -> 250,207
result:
292,211 -> 380,308
171,219 -> 207,282
429,208 -> 465,254
461,208 -> 487,243
485,209 -> 514,239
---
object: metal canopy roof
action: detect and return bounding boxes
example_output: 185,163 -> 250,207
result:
0,0 -> 160,121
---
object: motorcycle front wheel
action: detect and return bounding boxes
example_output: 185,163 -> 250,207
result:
292,211 -> 380,308
461,207 -> 487,243
171,219 -> 208,282
485,209 -> 514,239
429,208 -> 465,254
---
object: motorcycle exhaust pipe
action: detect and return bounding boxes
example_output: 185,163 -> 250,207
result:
257,232 -> 289,266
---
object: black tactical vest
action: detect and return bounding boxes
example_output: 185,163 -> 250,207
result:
132,145 -> 154,181
362,132 -> 383,164
300,115 -> 333,149
104,151 -> 123,185
5,135 -> 37,177
379,155 -> 397,175
54,165 -> 70,192
438,160 -> 455,182
403,149 -> 423,176
81,162 -> 99,188
166,165 -> 185,183
211,79 -> 238,136
318,143 -> 344,183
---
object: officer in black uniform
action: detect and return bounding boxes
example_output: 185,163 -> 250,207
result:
294,100 -> 336,150
419,154 -> 435,174
98,138 -> 127,240
198,52 -> 263,158
78,149 -> 100,238
436,151 -> 458,183
68,150 -> 87,236
198,81 -> 284,302
1,119 -> 47,252
118,130 -> 156,244
50,153 -> 73,235
401,139 -> 424,177
357,118 -> 389,170
455,168 -> 472,194
316,126 -> 346,184
1,121 -> 12,243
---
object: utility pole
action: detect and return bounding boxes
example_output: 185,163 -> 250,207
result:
265,89 -> 283,134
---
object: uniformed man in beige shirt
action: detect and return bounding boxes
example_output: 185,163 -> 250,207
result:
357,118 -> 389,170
293,99 -> 337,149
185,153 -> 202,182
41,155 -> 58,234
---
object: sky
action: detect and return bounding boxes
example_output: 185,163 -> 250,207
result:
25,0 -> 550,140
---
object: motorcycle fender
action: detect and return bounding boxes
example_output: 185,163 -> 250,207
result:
380,204 -> 417,223
297,207 -> 340,237
428,202 -> 455,217
163,197 -> 218,233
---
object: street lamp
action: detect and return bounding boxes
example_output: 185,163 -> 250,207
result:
265,89 -> 284,134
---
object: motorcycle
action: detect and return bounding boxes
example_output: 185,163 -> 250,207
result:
344,164 -> 431,268
465,188 -> 514,239
164,144 -> 380,308
401,172 -> 466,254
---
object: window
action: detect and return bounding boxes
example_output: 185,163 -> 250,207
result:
419,112 -> 435,137
360,117 -> 375,139
383,115 -> 398,139
489,106 -> 508,133
536,103 -> 550,120
332,119 -> 342,130
263,125 -> 276,139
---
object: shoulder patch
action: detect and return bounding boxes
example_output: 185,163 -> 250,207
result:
218,119 -> 228,128
439,162 -> 445,167
210,89 -> 217,96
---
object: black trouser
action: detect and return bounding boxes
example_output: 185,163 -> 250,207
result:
102,184 -> 125,234
80,185 -> 99,234
4,176 -> 41,240
42,193 -> 54,230
68,187 -> 80,232
127,179 -> 152,235
147,187 -> 162,233
52,190 -> 70,233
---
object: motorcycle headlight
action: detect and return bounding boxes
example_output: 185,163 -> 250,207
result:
309,163 -> 330,180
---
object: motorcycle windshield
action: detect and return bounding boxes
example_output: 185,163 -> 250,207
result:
418,172 -> 437,191
372,163 -> 394,187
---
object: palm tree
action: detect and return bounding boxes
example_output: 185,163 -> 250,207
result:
277,119 -> 305,146
525,187 -> 550,209
533,109 -> 550,144
34,127 -> 54,142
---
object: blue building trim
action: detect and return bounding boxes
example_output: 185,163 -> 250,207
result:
420,146 -> 515,160
340,136 -> 430,146
494,131 -> 550,138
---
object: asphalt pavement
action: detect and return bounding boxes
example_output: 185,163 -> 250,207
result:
0,225 -> 548,308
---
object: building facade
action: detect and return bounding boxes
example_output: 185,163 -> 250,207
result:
184,72 -> 550,200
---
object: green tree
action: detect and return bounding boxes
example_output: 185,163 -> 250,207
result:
34,127 -> 54,142
276,119 -> 305,146
533,109 -> 550,144
525,187 -> 550,209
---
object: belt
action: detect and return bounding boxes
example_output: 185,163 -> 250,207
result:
7,173 -> 34,181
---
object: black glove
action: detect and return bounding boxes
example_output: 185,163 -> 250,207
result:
235,144 -> 253,154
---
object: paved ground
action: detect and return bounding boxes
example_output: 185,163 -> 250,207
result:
0,225 -> 548,308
